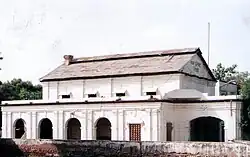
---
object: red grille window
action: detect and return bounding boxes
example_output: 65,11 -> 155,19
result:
129,124 -> 141,141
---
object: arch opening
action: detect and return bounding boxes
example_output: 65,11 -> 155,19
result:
39,118 -> 53,139
95,118 -> 111,140
66,118 -> 81,140
190,116 -> 225,142
14,119 -> 26,139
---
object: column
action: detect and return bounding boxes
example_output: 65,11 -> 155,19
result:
27,112 -> 32,139
81,111 -> 86,140
149,109 -> 153,141
151,109 -> 158,141
110,110 -> 117,140
58,111 -> 64,139
224,122 -> 228,141
86,110 -> 93,140
31,112 -> 37,139
157,109 -> 160,141
7,112 -> 12,138
53,111 -> 59,139
2,112 -> 7,138
117,110 -> 124,140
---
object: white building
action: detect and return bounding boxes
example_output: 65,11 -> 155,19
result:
1,48 -> 242,142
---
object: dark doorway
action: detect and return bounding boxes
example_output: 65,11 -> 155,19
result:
39,118 -> 53,139
166,122 -> 173,141
66,118 -> 81,140
14,119 -> 26,139
190,116 -> 225,142
96,118 -> 111,140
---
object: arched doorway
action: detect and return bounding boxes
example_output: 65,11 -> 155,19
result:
39,118 -> 53,139
95,118 -> 111,140
14,119 -> 26,139
66,118 -> 81,140
190,116 -> 225,142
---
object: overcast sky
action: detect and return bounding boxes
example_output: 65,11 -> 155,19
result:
0,0 -> 250,84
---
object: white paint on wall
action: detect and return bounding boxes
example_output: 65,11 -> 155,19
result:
2,102 -> 162,141
1,98 -> 242,142
42,74 -> 183,100
162,101 -> 241,141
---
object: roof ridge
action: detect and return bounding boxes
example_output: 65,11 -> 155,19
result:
72,47 -> 199,63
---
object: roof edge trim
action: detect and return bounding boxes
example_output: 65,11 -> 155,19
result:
40,71 -> 216,82
0,99 -> 242,107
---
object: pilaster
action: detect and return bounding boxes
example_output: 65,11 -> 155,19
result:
149,109 -> 153,141
31,112 -> 37,139
224,123 -> 228,141
26,112 -> 32,139
152,109 -> 158,141
86,110 -> 93,140
111,110 -> 118,140
117,110 -> 124,140
2,112 -> 7,138
81,111 -> 86,140
53,111 -> 59,139
7,112 -> 12,138
58,111 -> 64,139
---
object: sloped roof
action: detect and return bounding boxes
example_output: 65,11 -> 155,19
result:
40,48 -> 214,82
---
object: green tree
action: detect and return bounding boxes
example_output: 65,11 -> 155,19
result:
0,78 -> 42,134
212,63 -> 250,91
212,63 -> 238,82
240,78 -> 250,140
213,63 -> 250,139
0,78 -> 42,101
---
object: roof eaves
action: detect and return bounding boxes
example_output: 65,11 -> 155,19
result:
39,64 -> 64,82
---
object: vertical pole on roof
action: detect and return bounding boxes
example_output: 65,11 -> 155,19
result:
207,22 -> 211,67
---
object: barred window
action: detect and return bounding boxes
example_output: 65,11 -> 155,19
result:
129,124 -> 141,141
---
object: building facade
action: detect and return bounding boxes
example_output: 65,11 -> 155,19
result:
1,48 -> 242,141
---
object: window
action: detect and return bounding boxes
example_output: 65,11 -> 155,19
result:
88,94 -> 97,98
166,122 -> 173,141
116,93 -> 126,97
129,124 -> 141,141
62,95 -> 70,99
146,92 -> 157,96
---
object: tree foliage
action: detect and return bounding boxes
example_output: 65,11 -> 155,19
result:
0,78 -> 42,101
212,63 -> 238,82
213,63 -> 250,139
0,78 -> 42,132
212,63 -> 250,86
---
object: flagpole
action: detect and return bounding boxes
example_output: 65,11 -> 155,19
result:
207,22 -> 210,67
